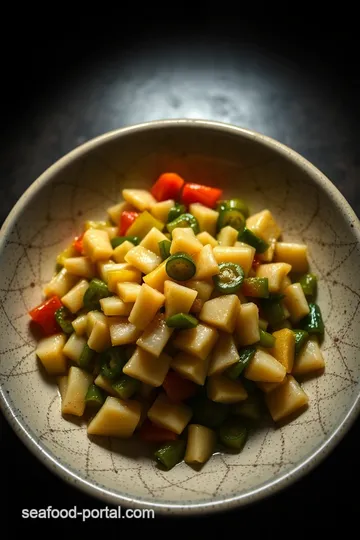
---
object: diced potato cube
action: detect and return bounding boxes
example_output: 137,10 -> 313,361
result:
112,241 -> 135,263
256,380 -> 285,393
217,226 -> 238,246
147,393 -> 192,434
265,375 -> 308,422
87,396 -> 141,437
57,375 -> 68,401
35,333 -> 68,374
143,261 -> 170,292
84,220 -> 109,231
64,256 -> 95,279
256,263 -> 292,293
280,275 -> 292,292
123,347 -> 171,386
116,282 -> 141,303
109,317 -> 141,346
63,333 -> 87,363
235,302 -> 260,346
122,189 -> 156,211
43,268 -> 78,298
151,199 -> 175,222
87,310 -> 107,336
164,280 -> 198,318
127,211 -> 164,238
61,279 -> 89,314
208,333 -> 239,376
274,242 -> 309,273
61,366 -> 93,416
87,319 -> 111,353
83,229 -> 113,262
97,260 -> 115,282
170,227 -> 203,257
99,296 -> 133,316
246,209 -> 282,242
106,264 -> 142,292
107,201 -> 132,224
172,323 -> 219,360
292,336 -> 325,375
139,227 -> 168,256
197,231 -> 218,248
72,313 -> 88,336
199,294 -> 240,333
213,246 -> 255,275
125,245 -> 162,274
244,349 -> 287,383
185,280 -> 214,303
271,328 -> 295,373
136,314 -> 174,357
105,226 -> 118,240
207,375 -> 248,403
128,284 -> 165,330
184,424 -> 216,465
189,203 -> 219,236
258,239 -> 276,262
94,374 -> 117,396
194,244 -> 219,280
283,283 -> 310,323
171,351 -> 210,385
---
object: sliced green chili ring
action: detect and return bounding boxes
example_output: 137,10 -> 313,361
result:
85,384 -> 105,407
260,294 -> 287,327
166,313 -> 198,329
111,236 -> 139,249
217,208 -> 245,232
292,329 -> 310,355
238,227 -> 269,254
83,278 -> 110,311
100,346 -> 128,380
242,277 -> 269,298
219,418 -> 248,450
154,440 -> 186,470
226,347 -> 255,379
190,396 -> 229,428
112,375 -> 140,400
258,329 -> 276,348
166,213 -> 200,235
216,198 -> 250,219
167,203 -> 186,223
299,273 -> 317,297
54,306 -> 74,334
78,343 -> 96,370
213,262 -> 245,294
166,252 -> 196,281
158,239 -> 172,261
300,303 -> 324,335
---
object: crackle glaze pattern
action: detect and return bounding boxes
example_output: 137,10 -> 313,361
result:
0,121 -> 359,514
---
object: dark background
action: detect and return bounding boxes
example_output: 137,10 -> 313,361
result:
1,12 -> 359,530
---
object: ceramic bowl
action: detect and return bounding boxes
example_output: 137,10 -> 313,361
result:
0,120 -> 359,515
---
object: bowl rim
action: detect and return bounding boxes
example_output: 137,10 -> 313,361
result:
1,118 -> 359,515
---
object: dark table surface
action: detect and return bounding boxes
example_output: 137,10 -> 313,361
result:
1,14 -> 359,529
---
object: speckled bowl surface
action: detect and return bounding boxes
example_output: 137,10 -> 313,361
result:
0,120 -> 359,514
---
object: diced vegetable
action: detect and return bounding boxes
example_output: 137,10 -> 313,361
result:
119,210 -> 140,236
72,313 -> 88,336
213,246 -> 255,276
242,277 -> 269,298
219,418 -> 248,450
235,303 -> 260,346
29,296 -> 63,335
283,283 -> 310,323
213,262 -> 244,294
257,239 -> 276,263
169,227 -> 203,257
87,396 -> 141,437
164,280 -> 198,318
85,383 -> 105,407
35,333 -> 68,374
98,346 -> 127,379
256,263 -> 292,293
126,211 -> 164,238
207,375 -> 248,403
189,203 -> 219,236
107,201 -> 131,225
111,240 -> 135,263
64,256 -> 95,279
159,239 -> 172,260
72,233 -> 84,255
256,380 -> 285,393
217,207 -> 245,232
94,374 -> 118,396
87,318 -> 111,353
82,229 -> 113,262
166,313 -> 198,329
87,310 -> 107,336
167,202 -> 187,223
232,394 -> 263,421
171,351 -> 210,385
122,189 -> 156,212
96,260 -> 115,282
299,273 -> 317,297
151,199 -> 176,222
244,349 -> 286,383
154,440 -> 186,470
143,261 -> 170,292
182,183 -> 222,209
199,294 -> 240,333
292,336 -> 325,375
123,347 -> 171,386
61,366 -> 93,416
54,306 -> 73,335
271,328 -> 295,373
116,283 -> 141,303
185,279 -> 214,304
184,424 -> 216,465
63,333 -> 87,363
258,329 -> 276,348
246,209 -> 281,243
124,245 -> 162,274
292,329 -> 310,356
78,343 -> 96,369
43,268 -> 79,299
217,225 -> 238,247
238,227 -> 269,254
137,313 -> 174,356
147,393 -> 192,434
151,172 -> 185,202
194,244 -> 219,280
265,375 -> 308,422
111,236 -> 139,248
61,279 -> 90,314
140,227 -> 168,255
83,278 -> 109,311
162,370 -> 198,402
216,198 -> 250,219
167,213 -> 200,235
139,419 -> 178,442
208,333 -> 240,376
190,396 -> 229,428
112,375 -> 141,399
196,231 -> 218,248
128,284 -> 165,330
99,296 -> 133,316
274,242 -> 309,273
106,264 -> 142,292
172,323 -> 219,360
225,347 -> 256,379
260,295 -> 287,327
166,252 -> 196,281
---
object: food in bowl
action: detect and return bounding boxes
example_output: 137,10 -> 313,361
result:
29,171 -> 325,470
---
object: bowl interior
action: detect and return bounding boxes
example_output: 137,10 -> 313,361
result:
1,122 -> 359,513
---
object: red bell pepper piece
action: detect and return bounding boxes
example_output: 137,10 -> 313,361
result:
181,183 -> 223,208
29,296 -> 63,335
151,173 -> 185,202
162,370 -> 198,403
119,210 -> 139,236
72,233 -> 84,254
138,419 -> 178,442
